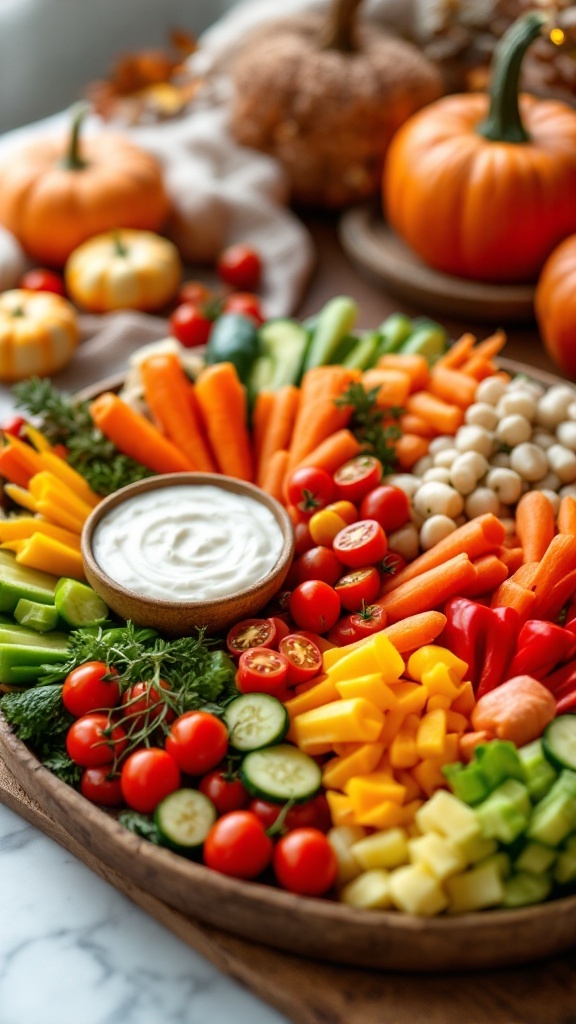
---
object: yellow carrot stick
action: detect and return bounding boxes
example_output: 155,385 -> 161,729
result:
4,484 -> 37,513
39,452 -> 100,508
15,533 -> 85,580
0,517 -> 81,548
35,500 -> 84,534
28,472 -> 93,522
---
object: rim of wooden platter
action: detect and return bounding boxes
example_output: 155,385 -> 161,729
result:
2,358 -> 575,974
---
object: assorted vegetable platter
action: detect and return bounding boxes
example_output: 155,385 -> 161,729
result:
3,294 -> 576,939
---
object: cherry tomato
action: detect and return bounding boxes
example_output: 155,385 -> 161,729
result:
308,508 -> 347,547
293,546 -> 343,586
334,566 -> 381,612
333,519 -> 388,569
269,615 -> 291,645
0,414 -> 27,438
66,713 -> 128,768
226,617 -> 279,656
289,581 -> 341,634
279,633 -> 322,686
333,455 -> 383,504
273,827 -> 338,896
169,302 -> 213,348
250,793 -> 331,833
203,810 -> 273,879
293,521 -> 314,557
327,615 -> 359,647
198,768 -> 250,814
222,292 -> 264,324
237,647 -> 289,694
324,500 -> 358,525
287,467 -> 335,519
217,244 -> 262,291
293,629 -> 335,655
19,267 -> 66,296
62,661 -> 120,718
120,747 -> 181,814
80,765 -> 124,807
349,603 -> 387,639
120,680 -> 173,733
380,550 -> 407,580
359,484 -> 411,533
165,711 -> 229,776
177,280 -> 213,306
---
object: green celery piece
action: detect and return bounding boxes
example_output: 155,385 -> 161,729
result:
0,626 -> 68,648
519,739 -> 558,801
503,872 -> 552,907
14,599 -> 60,633
475,740 -> 525,789
443,761 -> 490,806
527,792 -> 576,847
342,332 -> 380,371
302,296 -> 358,372
375,312 -> 413,356
0,642 -> 68,677
248,319 -> 310,402
326,334 -> 358,366
0,550 -> 57,611
476,779 -> 531,844
398,322 -> 448,361
554,835 -> 576,885
515,840 -> 557,875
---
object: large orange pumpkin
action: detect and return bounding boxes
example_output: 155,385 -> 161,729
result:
0,107 -> 169,268
535,235 -> 576,380
383,13 -> 576,285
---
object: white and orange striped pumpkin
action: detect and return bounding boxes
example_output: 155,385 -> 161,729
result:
0,289 -> 79,381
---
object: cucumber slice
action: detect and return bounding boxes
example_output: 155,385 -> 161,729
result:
0,551 -> 57,611
224,693 -> 289,752
543,715 -> 576,771
54,578 -> 109,628
14,598 -> 60,633
240,744 -> 322,803
154,789 -> 216,853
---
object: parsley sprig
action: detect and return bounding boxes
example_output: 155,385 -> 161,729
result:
335,382 -> 402,473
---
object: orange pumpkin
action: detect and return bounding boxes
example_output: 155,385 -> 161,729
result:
383,13 -> 576,285
535,235 -> 576,380
0,107 -> 169,268
0,290 -> 79,381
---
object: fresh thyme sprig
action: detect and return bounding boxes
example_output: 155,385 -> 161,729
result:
335,382 -> 402,473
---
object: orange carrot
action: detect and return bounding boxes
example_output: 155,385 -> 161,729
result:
465,330 -> 507,364
260,449 -> 290,503
532,533 -> 576,596
375,354 -> 429,392
433,333 -> 476,370
428,365 -> 477,409
471,675 -> 556,748
376,553 -> 478,624
498,546 -> 524,575
252,391 -> 275,475
558,495 -> 576,536
380,514 -> 506,594
0,447 -> 33,489
394,433 -> 430,470
256,385 -> 300,487
515,490 -> 556,564
89,392 -> 195,475
490,579 -> 537,618
508,561 -> 539,589
194,362 -> 253,481
462,555 -> 508,597
2,434 -> 44,477
534,566 -> 576,621
140,353 -> 217,473
460,731 -> 490,762
382,611 -> 447,654
398,413 -> 438,438
287,366 -> 361,470
361,368 -> 411,409
289,429 -> 362,478
459,356 -> 498,381
405,392 -> 464,435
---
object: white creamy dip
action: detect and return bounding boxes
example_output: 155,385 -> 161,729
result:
92,484 -> 284,602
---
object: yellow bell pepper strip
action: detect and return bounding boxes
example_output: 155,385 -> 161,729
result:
413,757 -> 454,798
28,472 -> 93,522
390,714 -> 421,769
345,772 -> 406,813
0,517 -> 81,548
379,708 -> 407,746
4,483 -> 38,512
326,790 -> 356,827
335,674 -> 399,711
38,452 -> 100,508
451,680 -> 476,716
389,681 -> 428,716
14,533 -> 85,580
395,768 -> 423,803
419,663 -> 461,701
22,423 -> 53,453
284,676 -> 340,719
426,694 -> 452,711
291,697 -> 385,747
2,433 -> 44,477
35,499 -> 85,534
416,709 -> 448,760
407,645 -> 468,685
322,742 -> 385,790
323,632 -> 404,683
356,800 -> 405,829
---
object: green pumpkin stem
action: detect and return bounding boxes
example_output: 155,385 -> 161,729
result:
321,0 -> 363,53
60,103 -> 90,171
112,231 -> 128,257
477,11 -> 548,144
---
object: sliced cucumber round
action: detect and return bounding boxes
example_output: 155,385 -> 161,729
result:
54,578 -> 109,628
224,693 -> 289,752
154,788 -> 216,853
240,744 -> 322,803
543,715 -> 576,772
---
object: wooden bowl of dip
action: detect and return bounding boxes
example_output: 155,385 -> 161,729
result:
81,473 -> 294,636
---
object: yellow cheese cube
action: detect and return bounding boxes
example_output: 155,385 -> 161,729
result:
415,789 -> 482,844
390,714 -> 420,769
408,832 -> 468,881
389,863 -> 449,916
389,681 -> 428,716
421,663 -> 460,700
416,709 -> 447,759
407,645 -> 468,685
340,869 -> 392,909
291,698 -> 384,747
327,825 -> 367,885
324,632 -> 404,683
351,827 -> 409,870
346,772 -> 406,813
335,674 -> 399,711
284,677 -> 340,719
454,832 -> 498,866
356,800 -> 405,829
322,742 -> 385,791
378,708 -> 406,746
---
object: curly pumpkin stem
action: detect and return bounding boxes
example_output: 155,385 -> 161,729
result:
60,103 -> 90,171
477,11 -> 547,145
321,0 -> 363,53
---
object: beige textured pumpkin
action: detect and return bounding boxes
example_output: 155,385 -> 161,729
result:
0,290 -> 79,382
229,0 -> 444,208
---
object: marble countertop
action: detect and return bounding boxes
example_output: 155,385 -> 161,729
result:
0,802 -> 289,1024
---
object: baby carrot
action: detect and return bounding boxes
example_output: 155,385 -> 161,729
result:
398,413 -> 438,438
289,429 -> 362,478
382,611 -> 447,654
462,555 -> 508,597
497,546 -> 524,575
361,368 -> 411,408
287,366 -> 361,470
194,362 -> 253,481
489,579 -> 536,619
405,392 -> 464,436
532,533 -> 576,595
260,449 -> 290,503
471,675 -> 556,748
375,354 -> 430,392
516,490 -> 556,564
256,385 -> 300,487
433,333 -> 476,370
558,495 -> 576,536
394,433 -> 430,470
0,447 -> 33,489
141,353 -> 217,473
534,567 -> 576,622
428,365 -> 477,409
89,392 -> 195,475
376,553 -> 478,624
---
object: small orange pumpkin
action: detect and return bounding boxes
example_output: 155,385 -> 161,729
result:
535,235 -> 576,380
0,107 -> 169,268
65,229 -> 181,312
383,13 -> 576,284
0,290 -> 79,382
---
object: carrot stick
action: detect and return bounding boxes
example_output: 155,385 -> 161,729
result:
2,434 -> 44,477
380,514 -> 506,594
382,611 -> 447,654
289,429 -> 362,477
260,449 -> 290,503
256,385 -> 300,488
490,579 -> 537,618
394,434 -> 429,470
405,392 -> 464,435
140,353 -> 217,473
398,413 -> 438,438
433,333 -> 476,370
462,555 -> 508,597
498,546 -> 524,575
252,391 -> 275,478
532,534 -> 576,596
534,566 -> 576,621
375,354 -> 429,392
428,366 -> 477,409
0,447 -> 33,489
516,490 -> 556,564
465,330 -> 507,363
508,561 -> 539,589
194,362 -> 253,481
458,357 -> 499,381
287,366 -> 361,470
376,553 -> 478,624
89,392 -> 195,475
558,495 -> 576,536
361,368 -> 411,409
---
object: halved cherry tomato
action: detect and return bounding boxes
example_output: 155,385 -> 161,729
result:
169,302 -> 213,348
80,765 -> 124,807
120,747 -> 181,814
269,615 -> 291,645
349,603 -> 387,639
293,546 -> 343,586
324,500 -> 358,525
359,484 -> 411,533
226,617 -> 278,656
223,291 -> 264,324
203,810 -> 273,879
293,521 -> 314,556
294,629 -> 336,655
198,768 -> 250,814
333,455 -> 383,504
273,827 -> 338,896
20,267 -> 66,296
66,713 -> 128,768
250,792 -> 331,833
237,647 -> 289,694
217,244 -> 262,291
165,711 -> 229,775
327,615 -> 360,647
334,566 -> 381,612
286,467 -> 335,519
62,661 -> 120,718
279,633 -> 322,685
308,508 -> 347,547
0,414 -> 27,438
289,580 -> 341,634
333,519 -> 388,569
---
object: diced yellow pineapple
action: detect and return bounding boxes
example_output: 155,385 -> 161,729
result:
408,832 -> 468,881
351,827 -> 410,871
445,860 -> 505,913
415,789 -> 481,845
327,825 -> 367,885
340,869 -> 392,909
389,863 -> 449,916
454,832 -> 498,866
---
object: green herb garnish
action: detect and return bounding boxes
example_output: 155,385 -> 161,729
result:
335,382 -> 402,472
118,810 -> 161,844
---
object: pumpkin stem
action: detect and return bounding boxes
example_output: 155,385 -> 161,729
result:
112,231 -> 128,257
476,11 -> 548,145
321,0 -> 363,53
60,103 -> 90,171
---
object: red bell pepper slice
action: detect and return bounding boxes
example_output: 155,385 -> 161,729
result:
441,598 -> 519,697
507,620 -> 576,681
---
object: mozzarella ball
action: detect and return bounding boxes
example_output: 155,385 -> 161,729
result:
412,455 -> 434,477
419,515 -> 457,551
428,435 -> 456,456
383,474 -> 421,499
509,442 -> 549,482
413,481 -> 464,519
475,377 -> 507,405
433,447 -> 459,469
465,402 -> 499,430
450,451 -> 489,495
464,487 -> 501,519
387,524 -> 420,562
454,424 -> 494,458
537,386 -> 576,429
485,467 -> 523,505
489,452 -> 511,469
567,401 -> 576,422
532,471 -> 562,493
422,467 -> 452,484
495,414 -> 531,447
530,429 -> 556,451
559,484 -> 576,500
506,376 -> 545,399
496,391 -> 537,422
556,421 -> 576,452
546,444 -> 576,484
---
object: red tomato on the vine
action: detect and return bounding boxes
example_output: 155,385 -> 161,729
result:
0,414 -> 27,438
120,680 -> 173,732
333,519 -> 387,569
250,793 -> 331,834
289,580 -> 341,634
198,769 -> 250,815
80,765 -> 124,807
348,603 -> 387,639
359,484 -> 411,533
203,810 -> 273,879
177,280 -> 213,306
273,828 -> 338,896
66,713 -> 127,768
287,467 -> 335,519
165,711 -> 229,776
20,267 -> 66,296
217,244 -> 262,291
120,748 -> 181,814
62,661 -> 120,718
169,302 -> 213,347
223,292 -> 264,324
